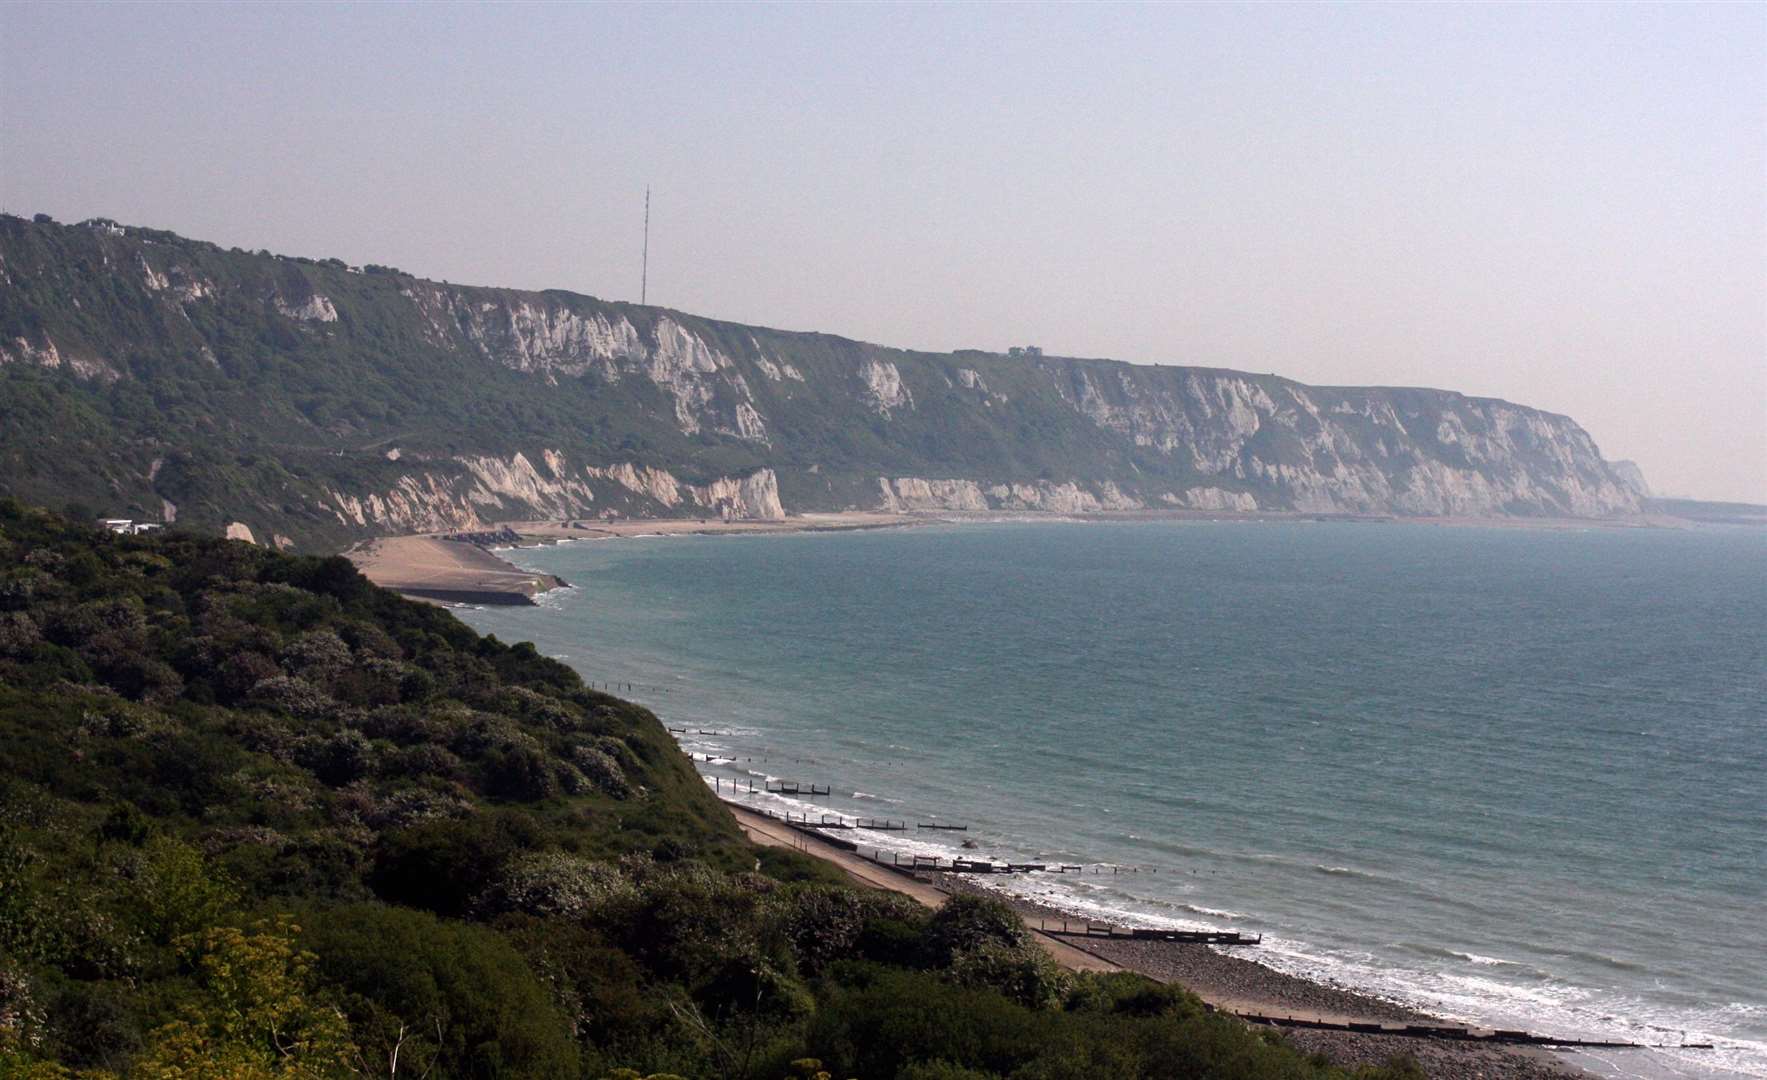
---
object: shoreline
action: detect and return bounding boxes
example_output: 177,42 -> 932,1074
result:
729,801 -> 1589,1079
347,506 -> 1691,606
343,534 -> 570,605
431,514 -> 1747,1077
345,510 -> 928,604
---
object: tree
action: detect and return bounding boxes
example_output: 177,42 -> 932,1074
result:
132,917 -> 357,1080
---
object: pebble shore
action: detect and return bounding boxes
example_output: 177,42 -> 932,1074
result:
939,878 -> 1591,1079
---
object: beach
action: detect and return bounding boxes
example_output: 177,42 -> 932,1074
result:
347,511 -> 922,604
730,802 -> 1586,1080
344,534 -> 571,605
346,505 -> 1678,606
447,520 -> 1762,1078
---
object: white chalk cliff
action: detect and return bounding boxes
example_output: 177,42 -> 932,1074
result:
0,215 -> 1649,548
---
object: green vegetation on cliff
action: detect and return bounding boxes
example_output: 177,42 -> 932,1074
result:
0,214 -> 1639,551
0,501 -> 1431,1078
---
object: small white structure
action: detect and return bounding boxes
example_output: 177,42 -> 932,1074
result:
100,519 -> 163,535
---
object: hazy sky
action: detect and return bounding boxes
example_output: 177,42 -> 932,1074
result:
4,3 -> 1762,501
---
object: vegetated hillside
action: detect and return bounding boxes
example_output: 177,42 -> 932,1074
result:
0,214 -> 1643,551
0,501 -> 1426,1079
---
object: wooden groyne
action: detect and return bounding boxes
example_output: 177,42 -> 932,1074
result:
743,810 -> 907,832
800,817 -> 910,831
697,775 -> 835,797
719,794 -> 1707,1057
765,780 -> 831,796
1040,921 -> 1260,946
1223,1011 -> 1711,1050
707,775 -> 761,791
724,801 -> 1158,876
851,848 -> 1147,877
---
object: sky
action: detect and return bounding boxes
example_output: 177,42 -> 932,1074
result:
3,3 -> 1763,502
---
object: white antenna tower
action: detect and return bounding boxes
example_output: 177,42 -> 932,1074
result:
641,186 -> 650,306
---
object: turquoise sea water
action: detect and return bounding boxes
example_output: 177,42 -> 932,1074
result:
459,521 -> 1767,1079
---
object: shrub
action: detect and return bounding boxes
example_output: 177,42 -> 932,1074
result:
298,904 -> 578,1079
0,612 -> 41,655
371,812 -> 542,916
115,835 -> 239,944
302,729 -> 374,787
772,885 -> 924,974
96,802 -> 151,847
279,629 -> 351,680
247,675 -> 334,720
385,742 -> 463,781
484,741 -> 560,802
923,894 -> 1027,966
132,916 -> 357,1079
332,656 -> 407,708
571,744 -> 633,798
474,852 -> 635,920
803,968 -> 1042,1079
945,941 -> 1071,1011
699,954 -> 816,1024
0,962 -> 46,1051
899,1063 -> 1000,1080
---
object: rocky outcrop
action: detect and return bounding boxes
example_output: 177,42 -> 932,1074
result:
878,478 -> 990,512
861,359 -> 913,416
1,334 -> 117,382
1165,487 -> 1260,512
877,477 -> 1156,514
274,294 -> 338,323
1611,460 -> 1650,498
585,462 -> 684,507
399,287 -> 766,441
321,450 -> 784,534
587,462 -> 783,520
691,469 -> 784,520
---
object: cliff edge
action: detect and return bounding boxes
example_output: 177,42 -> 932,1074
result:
0,215 -> 1642,548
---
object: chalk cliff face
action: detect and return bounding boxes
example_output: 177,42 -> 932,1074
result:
324,456 -> 785,534
0,215 -> 1643,549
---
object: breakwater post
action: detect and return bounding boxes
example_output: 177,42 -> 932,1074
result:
709,777 -> 765,794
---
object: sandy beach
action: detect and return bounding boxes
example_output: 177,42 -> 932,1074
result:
729,802 -> 1589,1080
344,535 -> 570,605
347,511 -> 922,603
347,505 -> 1694,606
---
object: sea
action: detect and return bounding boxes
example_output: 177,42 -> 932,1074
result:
457,520 -> 1766,1080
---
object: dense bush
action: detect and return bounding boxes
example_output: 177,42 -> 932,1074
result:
0,504 -> 1421,1079
298,904 -> 580,1078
